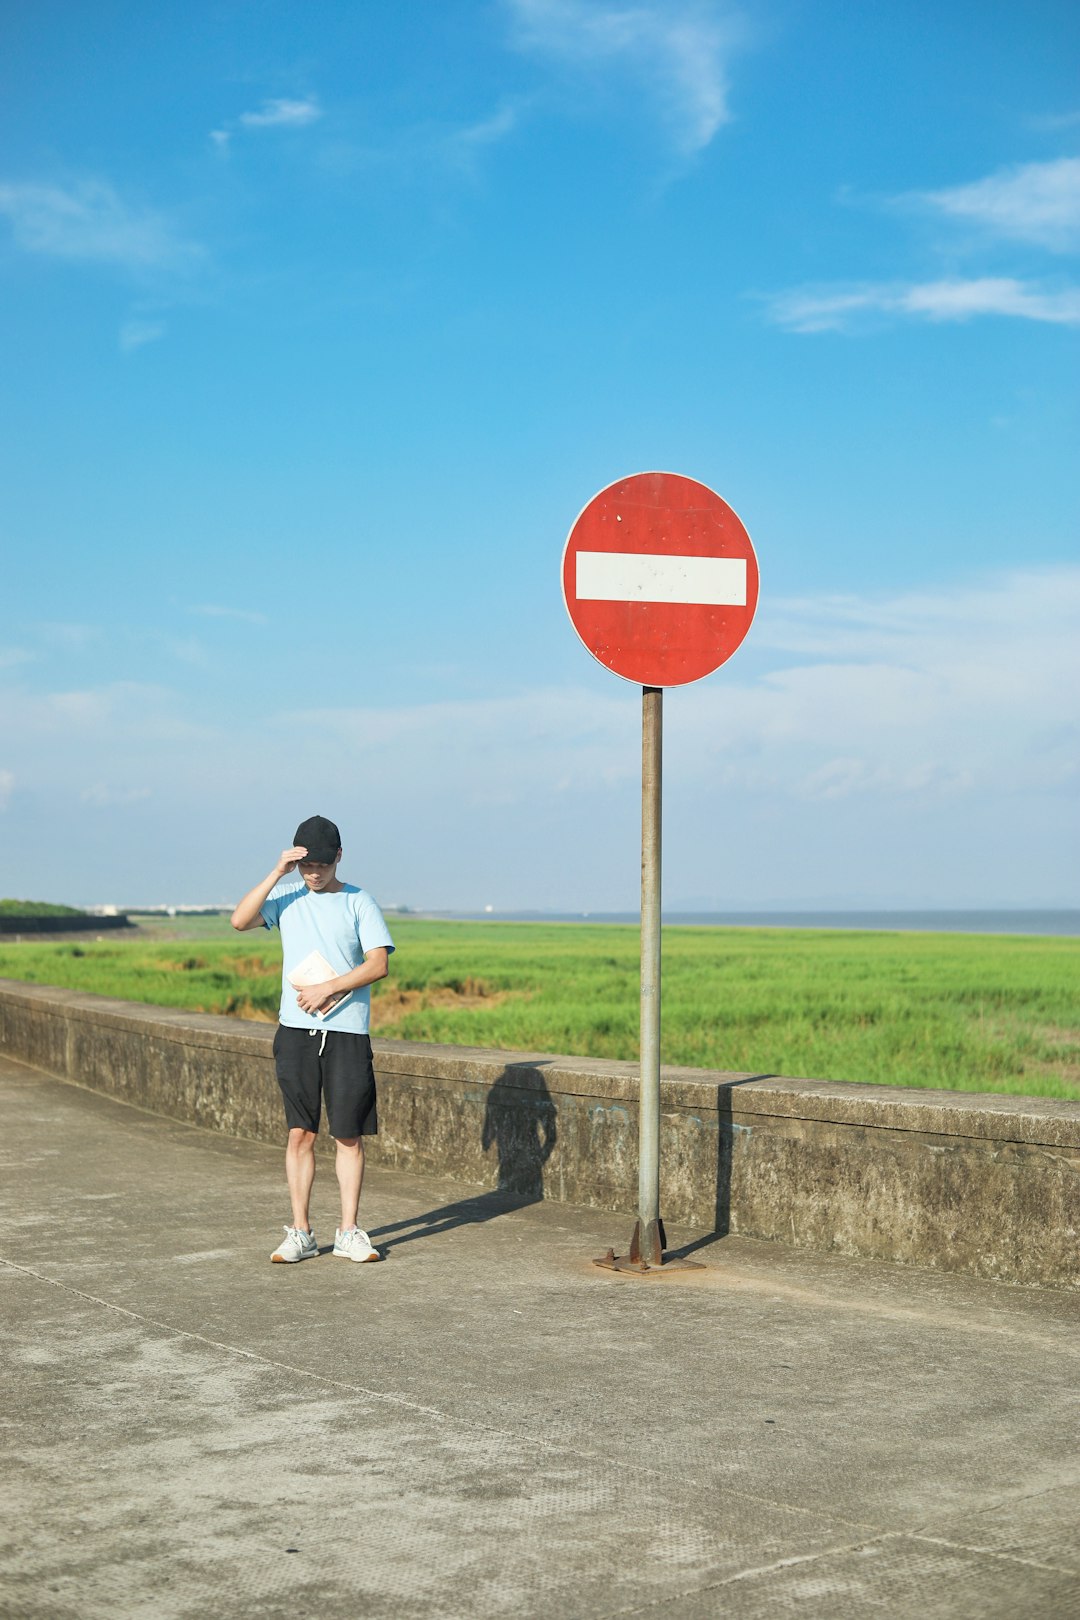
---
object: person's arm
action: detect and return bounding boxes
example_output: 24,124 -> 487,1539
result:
293,947 -> 389,1014
230,846 -> 308,932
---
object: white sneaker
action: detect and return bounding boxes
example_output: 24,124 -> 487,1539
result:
270,1226 -> 318,1263
333,1227 -> 381,1263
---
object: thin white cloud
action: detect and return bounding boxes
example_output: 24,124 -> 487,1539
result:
438,102 -> 529,179
768,155 -> 1080,335
913,157 -> 1080,251
1029,110 -> 1080,132
192,605 -> 269,625
0,682 -> 216,746
157,635 -> 212,669
0,770 -> 13,809
756,575 -> 1068,659
0,180 -> 201,273
323,101 -> 528,186
36,623 -> 102,651
119,318 -> 166,351
454,104 -> 521,152
80,783 -> 152,808
766,277 -> 1080,332
211,96 -> 323,152
239,96 -> 322,130
505,0 -> 741,155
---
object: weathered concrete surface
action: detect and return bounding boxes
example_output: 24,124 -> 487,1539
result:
1,978 -> 1078,1287
1,1056 -> 1078,1619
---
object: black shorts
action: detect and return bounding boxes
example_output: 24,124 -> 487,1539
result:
272,1025 -> 378,1138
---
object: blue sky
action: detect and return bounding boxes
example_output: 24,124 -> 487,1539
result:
2,0 -> 1078,911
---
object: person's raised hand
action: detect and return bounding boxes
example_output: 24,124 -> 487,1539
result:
276,845 -> 308,878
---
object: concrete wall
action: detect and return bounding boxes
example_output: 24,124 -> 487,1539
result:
1,977 -> 1077,1289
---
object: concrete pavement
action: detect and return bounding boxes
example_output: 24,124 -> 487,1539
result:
1,1053 -> 1078,1619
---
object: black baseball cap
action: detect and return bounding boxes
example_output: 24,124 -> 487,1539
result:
293,815 -> 341,863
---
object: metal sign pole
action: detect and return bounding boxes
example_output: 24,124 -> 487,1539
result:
638,685 -> 663,1266
595,681 -> 701,1272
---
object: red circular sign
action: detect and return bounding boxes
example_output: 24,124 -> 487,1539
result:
562,472 -> 759,687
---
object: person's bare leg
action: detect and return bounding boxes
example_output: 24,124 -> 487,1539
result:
335,1137 -> 364,1229
285,1128 -> 317,1229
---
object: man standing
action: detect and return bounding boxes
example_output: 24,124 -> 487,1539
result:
231,815 -> 394,1264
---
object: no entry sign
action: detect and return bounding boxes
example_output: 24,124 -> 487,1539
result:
562,469 -> 762,1270
562,471 -> 759,687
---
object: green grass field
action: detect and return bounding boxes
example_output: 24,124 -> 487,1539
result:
0,914 -> 1076,1100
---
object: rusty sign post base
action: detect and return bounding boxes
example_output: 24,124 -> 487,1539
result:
594,1218 -> 706,1275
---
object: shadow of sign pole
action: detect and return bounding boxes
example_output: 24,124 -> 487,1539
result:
561,472 -> 760,1274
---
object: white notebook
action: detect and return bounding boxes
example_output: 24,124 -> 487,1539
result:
287,949 -> 352,1019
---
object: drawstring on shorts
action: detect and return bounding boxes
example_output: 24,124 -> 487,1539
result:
309,1026 -> 329,1057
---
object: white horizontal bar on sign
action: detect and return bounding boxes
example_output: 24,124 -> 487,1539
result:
576,550 -> 747,607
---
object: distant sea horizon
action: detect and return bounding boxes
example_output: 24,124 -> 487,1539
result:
426,908 -> 1080,937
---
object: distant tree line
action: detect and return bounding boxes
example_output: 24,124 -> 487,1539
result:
0,900 -> 133,935
0,899 -> 87,917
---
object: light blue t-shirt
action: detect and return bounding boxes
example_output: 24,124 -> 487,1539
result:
260,881 -> 395,1035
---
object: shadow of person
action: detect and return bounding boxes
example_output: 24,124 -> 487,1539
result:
480,1064 -> 557,1199
368,1062 -> 558,1253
